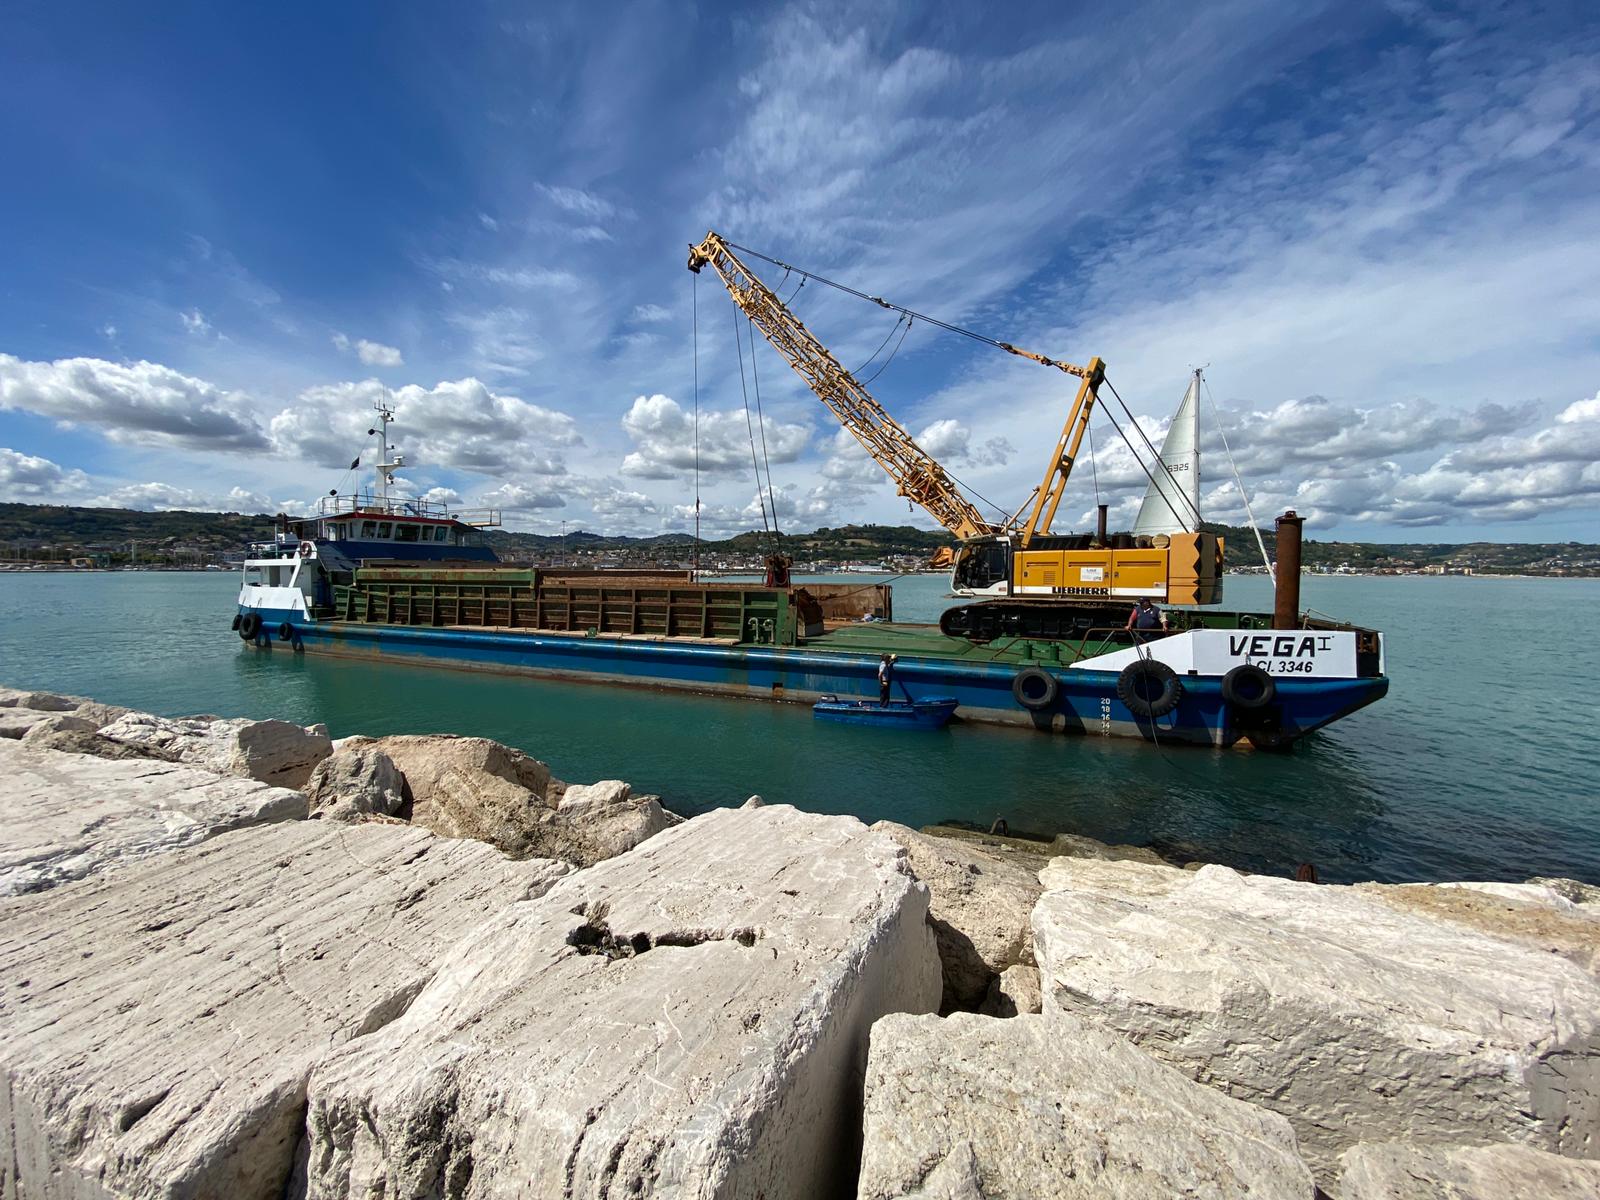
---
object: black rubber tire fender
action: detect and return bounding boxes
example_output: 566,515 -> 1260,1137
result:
277,621 -> 295,642
1012,666 -> 1059,711
230,613 -> 242,631
1221,664 -> 1277,710
1116,659 -> 1183,718
238,612 -> 261,640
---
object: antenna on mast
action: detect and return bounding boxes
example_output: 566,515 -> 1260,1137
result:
374,400 -> 401,506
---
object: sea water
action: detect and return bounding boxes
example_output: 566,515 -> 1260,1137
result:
1,570 -> 1595,885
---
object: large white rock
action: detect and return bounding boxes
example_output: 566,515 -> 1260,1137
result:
856,1011 -> 1315,1199
0,687 -> 80,711
1338,1141 -> 1600,1199
871,821 -> 1040,1010
303,743 -> 405,823
99,711 -> 332,788
557,777 -> 633,814
0,708 -> 54,739
299,805 -> 942,1199
1032,859 -> 1600,1176
0,821 -> 568,1200
0,738 -> 307,895
1356,879 -> 1600,976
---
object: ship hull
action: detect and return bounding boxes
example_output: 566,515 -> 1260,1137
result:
237,606 -> 1387,749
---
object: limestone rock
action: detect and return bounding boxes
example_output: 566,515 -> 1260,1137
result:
1032,859 -> 1600,1176
364,733 -> 552,851
1046,831 -> 1171,866
300,805 -> 942,1199
1528,876 -> 1600,906
18,726 -> 177,762
0,739 -> 308,895
979,963 -> 1041,1017
0,687 -> 79,711
99,711 -> 332,788
304,744 -> 404,823
17,713 -> 96,743
1338,1141 -> 1600,1199
856,1012 -> 1315,1200
0,708 -> 54,739
0,821 -> 568,1200
556,777 -> 632,814
742,794 -> 765,808
70,699 -> 132,728
873,821 -> 1041,1011
1357,879 -> 1600,975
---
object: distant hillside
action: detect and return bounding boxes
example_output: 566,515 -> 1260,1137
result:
0,503 -> 1595,575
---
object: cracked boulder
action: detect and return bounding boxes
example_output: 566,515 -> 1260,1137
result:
98,711 -> 332,788
1033,858 -> 1600,1178
0,820 -> 567,1200
857,1012 -> 1314,1199
299,804 -> 942,1199
871,822 -> 1041,1011
365,734 -> 672,866
303,743 -> 405,823
0,738 -> 307,895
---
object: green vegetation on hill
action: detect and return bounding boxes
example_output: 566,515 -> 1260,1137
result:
0,504 -> 1595,576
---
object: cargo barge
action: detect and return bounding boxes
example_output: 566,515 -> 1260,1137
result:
234,500 -> 1386,750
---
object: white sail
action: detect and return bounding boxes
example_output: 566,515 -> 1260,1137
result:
1132,370 -> 1201,536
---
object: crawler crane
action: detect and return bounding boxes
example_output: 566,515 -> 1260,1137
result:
688,232 -> 1223,642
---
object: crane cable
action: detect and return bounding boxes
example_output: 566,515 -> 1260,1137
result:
746,315 -> 782,542
1104,376 -> 1204,532
1201,373 -> 1274,580
691,271 -> 701,573
731,305 -> 774,545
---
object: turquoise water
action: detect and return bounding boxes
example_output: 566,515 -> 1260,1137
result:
1,570 -> 1595,885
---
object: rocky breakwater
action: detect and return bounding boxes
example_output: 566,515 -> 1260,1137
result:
852,840 -> 1600,1199
0,684 -> 941,1199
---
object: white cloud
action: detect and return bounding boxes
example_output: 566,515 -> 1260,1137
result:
0,448 -> 92,501
632,303 -> 671,323
180,309 -> 212,336
619,393 -> 810,479
332,333 -> 404,367
537,184 -> 616,221
478,481 -> 566,513
268,376 -> 579,476
0,354 -> 268,452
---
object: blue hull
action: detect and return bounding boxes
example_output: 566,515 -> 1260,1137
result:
238,606 -> 1388,748
814,697 -> 960,729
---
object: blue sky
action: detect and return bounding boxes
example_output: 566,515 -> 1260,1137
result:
2,0 -> 1597,542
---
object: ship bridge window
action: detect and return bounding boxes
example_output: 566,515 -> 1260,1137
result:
375,522 -> 392,539
435,526 -> 451,542
360,520 -> 376,538
396,524 -> 419,543
243,565 -> 264,586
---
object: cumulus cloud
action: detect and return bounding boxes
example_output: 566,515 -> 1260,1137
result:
180,309 -> 212,336
478,481 -> 566,513
268,377 -> 578,476
620,393 -> 810,479
0,448 -> 92,501
915,419 -> 1014,468
332,333 -> 404,367
0,354 -> 268,452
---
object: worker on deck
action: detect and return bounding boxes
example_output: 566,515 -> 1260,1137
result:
878,653 -> 897,705
1126,597 -> 1168,635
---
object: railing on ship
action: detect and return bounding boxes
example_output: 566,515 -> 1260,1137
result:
316,492 -> 501,527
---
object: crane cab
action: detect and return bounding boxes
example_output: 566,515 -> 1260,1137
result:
950,532 -> 1224,605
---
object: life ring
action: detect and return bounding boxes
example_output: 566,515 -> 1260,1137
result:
298,541 -> 314,558
1012,666 -> 1059,711
277,621 -> 294,642
1116,659 -> 1183,718
1221,664 -> 1276,710
238,612 -> 261,640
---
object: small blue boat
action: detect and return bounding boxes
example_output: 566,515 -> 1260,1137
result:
812,695 -> 960,729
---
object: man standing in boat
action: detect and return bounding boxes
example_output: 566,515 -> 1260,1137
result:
1126,597 -> 1168,637
878,653 -> 897,705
